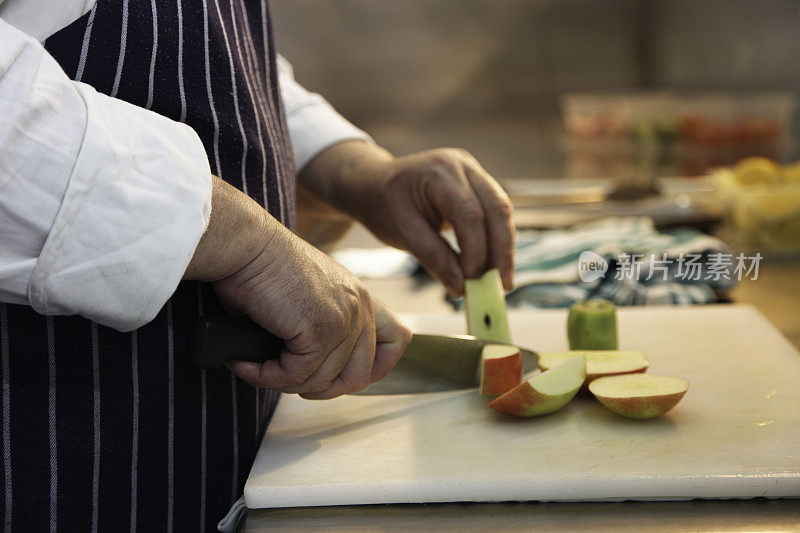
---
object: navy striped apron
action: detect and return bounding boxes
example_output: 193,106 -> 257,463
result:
0,0 -> 295,530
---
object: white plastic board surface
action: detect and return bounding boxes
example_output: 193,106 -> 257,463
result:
245,305 -> 800,508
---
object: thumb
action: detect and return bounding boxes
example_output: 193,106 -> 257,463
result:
370,298 -> 412,382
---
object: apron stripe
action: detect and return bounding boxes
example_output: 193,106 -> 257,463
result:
90,324 -> 101,533
129,331 -> 139,533
176,0 -> 187,122
236,2 -> 278,214
200,370 -> 208,532
166,302 -> 175,533
211,0 -> 249,195
230,375 -> 239,505
202,0 -> 223,179
256,1 -> 294,222
146,0 -> 159,110
0,304 -> 11,533
46,317 -> 57,533
258,8 -> 286,222
75,4 -> 97,81
196,283 -> 208,533
109,0 -> 129,98
228,0 -> 269,206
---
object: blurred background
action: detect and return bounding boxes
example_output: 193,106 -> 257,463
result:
272,0 -> 800,344
273,0 -> 800,180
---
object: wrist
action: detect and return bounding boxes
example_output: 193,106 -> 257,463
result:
184,176 -> 278,282
298,140 -> 394,218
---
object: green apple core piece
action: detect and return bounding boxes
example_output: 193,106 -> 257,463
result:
567,299 -> 618,350
588,374 -> 690,419
538,351 -> 649,383
465,268 -> 511,344
488,355 -> 586,417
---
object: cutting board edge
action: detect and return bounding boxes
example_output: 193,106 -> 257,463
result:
244,474 -> 800,509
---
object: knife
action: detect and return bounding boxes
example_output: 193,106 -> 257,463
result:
189,317 -> 538,394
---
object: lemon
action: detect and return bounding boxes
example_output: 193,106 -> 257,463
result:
746,192 -> 800,221
733,156 -> 781,185
780,161 -> 800,184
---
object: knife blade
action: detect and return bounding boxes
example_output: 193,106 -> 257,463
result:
189,317 -> 539,394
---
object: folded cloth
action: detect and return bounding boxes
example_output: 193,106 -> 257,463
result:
452,217 -> 737,309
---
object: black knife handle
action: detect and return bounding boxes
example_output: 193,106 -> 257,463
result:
189,317 -> 284,368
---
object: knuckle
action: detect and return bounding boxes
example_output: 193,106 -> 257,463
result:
493,196 -> 514,218
450,147 -> 470,159
290,373 -> 308,387
428,153 -> 457,176
294,356 -> 320,378
309,379 -> 335,393
312,309 -> 348,339
401,323 -> 413,344
459,204 -> 486,225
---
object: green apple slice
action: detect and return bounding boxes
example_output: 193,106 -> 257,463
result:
465,269 -> 511,344
567,299 -> 618,350
488,355 -> 586,417
538,350 -> 648,384
589,374 -> 689,419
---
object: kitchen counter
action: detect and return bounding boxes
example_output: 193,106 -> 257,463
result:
243,240 -> 800,531
245,500 -> 799,532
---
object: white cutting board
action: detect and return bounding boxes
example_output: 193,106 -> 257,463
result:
245,304 -> 800,508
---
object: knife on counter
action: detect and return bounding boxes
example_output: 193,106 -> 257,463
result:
189,317 -> 538,395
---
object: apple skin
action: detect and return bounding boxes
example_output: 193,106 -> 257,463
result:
488,355 -> 586,417
488,382 -> 579,417
567,300 -> 618,350
592,391 -> 687,419
480,351 -> 523,397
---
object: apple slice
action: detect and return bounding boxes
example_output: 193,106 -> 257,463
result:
488,355 -> 586,417
465,269 -> 511,344
538,351 -> 649,384
479,344 -> 523,396
567,299 -> 618,350
588,374 -> 689,419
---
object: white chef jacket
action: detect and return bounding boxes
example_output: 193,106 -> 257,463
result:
0,0 -> 371,331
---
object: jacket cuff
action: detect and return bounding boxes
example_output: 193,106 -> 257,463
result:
28,83 -> 212,332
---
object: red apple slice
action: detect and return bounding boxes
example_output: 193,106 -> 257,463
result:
480,344 -> 523,396
588,374 -> 689,419
539,351 -> 649,384
488,355 -> 586,417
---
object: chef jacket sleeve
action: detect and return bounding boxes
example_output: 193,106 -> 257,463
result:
0,18 -> 212,332
277,55 -> 374,172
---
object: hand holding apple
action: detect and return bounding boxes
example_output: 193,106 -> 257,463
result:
297,141 -> 515,296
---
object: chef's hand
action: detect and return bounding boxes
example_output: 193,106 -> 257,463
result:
298,141 -> 515,295
185,177 -> 411,398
